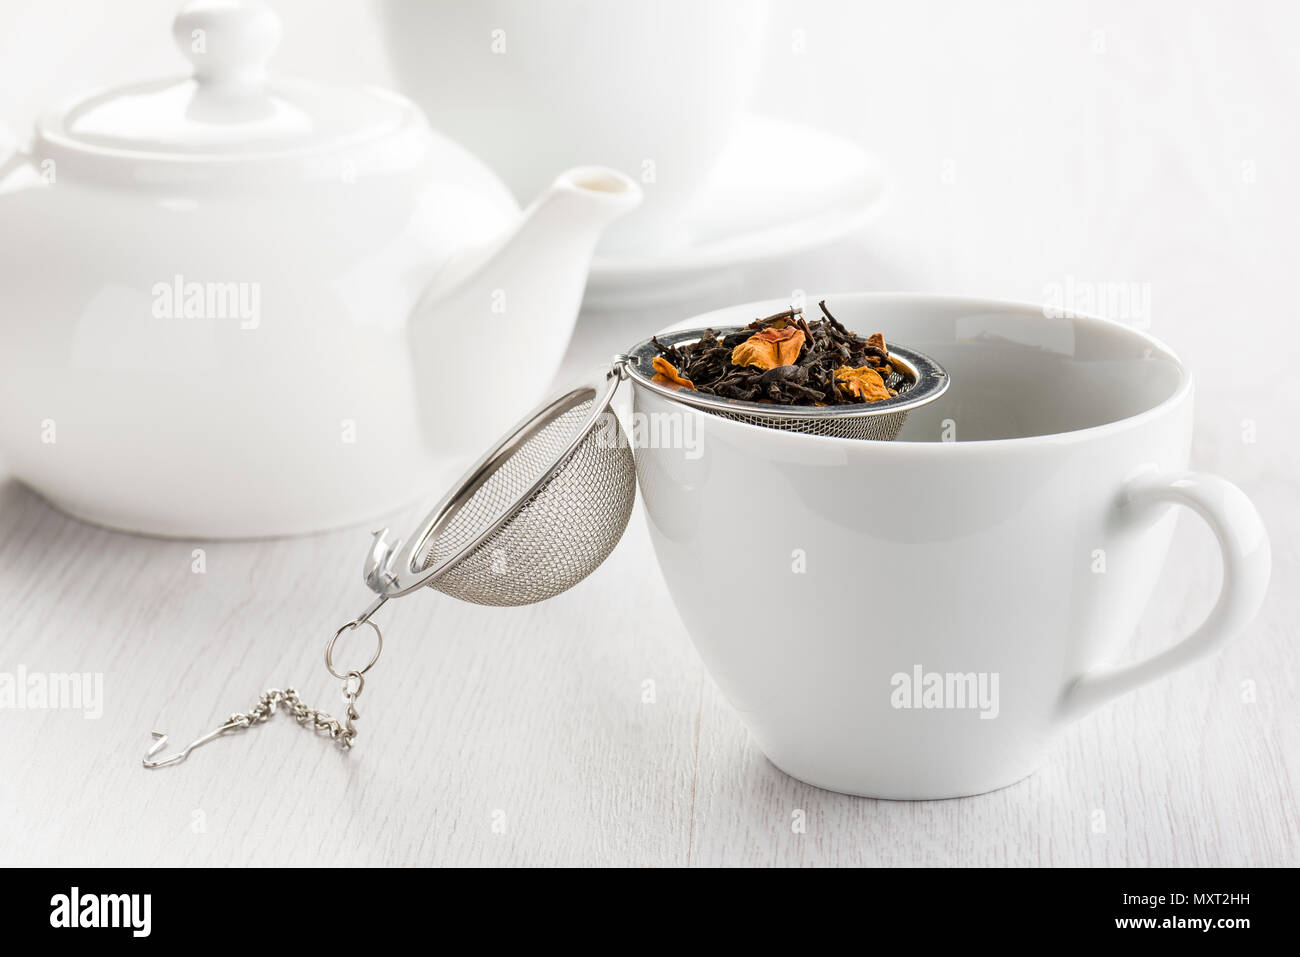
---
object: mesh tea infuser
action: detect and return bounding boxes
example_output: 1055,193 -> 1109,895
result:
142,307 -> 947,767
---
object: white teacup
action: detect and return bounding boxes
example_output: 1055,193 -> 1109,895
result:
380,0 -> 771,254
630,294 -> 1270,799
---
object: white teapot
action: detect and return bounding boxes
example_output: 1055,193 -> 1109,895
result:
0,1 -> 640,537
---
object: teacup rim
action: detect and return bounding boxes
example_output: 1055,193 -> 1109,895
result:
649,291 -> 1192,450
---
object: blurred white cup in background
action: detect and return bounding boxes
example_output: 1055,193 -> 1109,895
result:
380,0 -> 772,255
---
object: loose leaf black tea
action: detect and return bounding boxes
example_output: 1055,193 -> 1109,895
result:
651,300 -> 911,406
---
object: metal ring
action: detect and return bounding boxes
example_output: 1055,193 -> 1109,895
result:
325,619 -> 383,680
610,354 -> 634,379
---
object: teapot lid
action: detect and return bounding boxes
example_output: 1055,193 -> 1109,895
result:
36,1 -> 417,165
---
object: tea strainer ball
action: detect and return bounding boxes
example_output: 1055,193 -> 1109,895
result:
365,371 -> 636,607
364,326 -> 948,606
144,320 -> 949,767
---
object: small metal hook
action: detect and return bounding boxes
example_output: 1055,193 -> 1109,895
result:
142,719 -> 244,769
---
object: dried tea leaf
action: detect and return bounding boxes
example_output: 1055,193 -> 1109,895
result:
651,356 -> 696,391
651,302 -> 901,407
834,364 -> 892,403
731,326 -> 806,371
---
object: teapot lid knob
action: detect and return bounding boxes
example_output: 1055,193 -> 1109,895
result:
173,0 -> 281,92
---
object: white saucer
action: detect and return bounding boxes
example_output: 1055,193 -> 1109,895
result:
585,114 -> 886,303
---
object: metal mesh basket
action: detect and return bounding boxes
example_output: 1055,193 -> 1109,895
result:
369,373 -> 635,607
417,390 -> 635,606
365,328 -> 948,606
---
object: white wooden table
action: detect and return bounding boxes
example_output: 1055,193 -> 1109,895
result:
0,281 -> 1294,867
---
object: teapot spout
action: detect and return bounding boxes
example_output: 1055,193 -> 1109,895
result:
409,167 -> 641,452
417,165 -> 641,313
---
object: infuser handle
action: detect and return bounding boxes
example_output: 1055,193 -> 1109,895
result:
1059,470 -> 1270,719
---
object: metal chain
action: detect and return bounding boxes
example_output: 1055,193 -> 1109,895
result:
225,677 -> 364,750
142,611 -> 385,769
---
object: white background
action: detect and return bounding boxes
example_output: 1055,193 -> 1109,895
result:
0,1 -> 1295,866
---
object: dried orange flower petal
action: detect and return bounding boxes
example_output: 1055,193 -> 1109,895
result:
834,364 -> 892,402
651,356 -> 697,391
731,326 -> 806,371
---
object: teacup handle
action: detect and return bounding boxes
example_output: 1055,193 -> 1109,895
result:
1060,470 -> 1270,719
